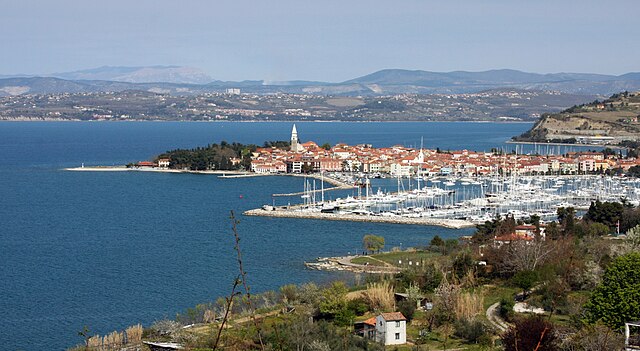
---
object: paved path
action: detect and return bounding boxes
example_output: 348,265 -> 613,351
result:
486,302 -> 510,332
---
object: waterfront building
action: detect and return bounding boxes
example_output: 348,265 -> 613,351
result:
250,125 -> 640,177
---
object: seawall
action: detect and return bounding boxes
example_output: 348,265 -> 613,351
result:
243,208 -> 475,229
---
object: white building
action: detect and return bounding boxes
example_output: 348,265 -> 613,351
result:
157,158 -> 170,168
390,163 -> 413,177
290,124 -> 305,153
375,312 -> 407,345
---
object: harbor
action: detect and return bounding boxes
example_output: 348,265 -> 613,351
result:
246,172 -> 640,227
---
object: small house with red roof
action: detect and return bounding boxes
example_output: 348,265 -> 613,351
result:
375,312 -> 407,345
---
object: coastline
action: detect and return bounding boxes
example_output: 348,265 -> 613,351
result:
64,166 -> 354,188
304,255 -> 402,274
506,140 -> 626,149
2,118 -> 534,124
65,166 -> 254,175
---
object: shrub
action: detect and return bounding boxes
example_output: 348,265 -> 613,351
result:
454,318 -> 492,345
346,297 -> 369,316
499,297 -> 515,322
148,319 -> 182,337
502,316 -> 558,351
397,299 -> 417,322
280,284 -> 298,304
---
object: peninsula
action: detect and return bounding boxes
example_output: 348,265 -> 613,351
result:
513,91 -> 640,146
69,124 -> 640,230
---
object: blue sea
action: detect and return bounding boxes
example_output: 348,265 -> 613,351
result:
0,121 -> 532,350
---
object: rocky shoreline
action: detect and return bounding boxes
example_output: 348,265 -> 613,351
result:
304,255 -> 402,274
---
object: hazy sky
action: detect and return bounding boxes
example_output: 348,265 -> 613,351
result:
1,0 -> 639,81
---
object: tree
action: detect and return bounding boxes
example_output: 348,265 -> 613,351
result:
557,207 -> 576,236
319,281 -> 348,316
430,235 -> 444,248
584,200 -> 624,230
584,252 -> 640,329
502,316 -> 558,351
362,234 -> 384,254
320,143 -> 331,150
452,250 -> 474,280
626,224 -> 640,251
397,300 -> 417,322
511,270 -> 538,297
564,324 -> 624,351
504,240 -> 553,273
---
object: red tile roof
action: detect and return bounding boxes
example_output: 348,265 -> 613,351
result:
363,316 -> 377,326
380,312 -> 406,321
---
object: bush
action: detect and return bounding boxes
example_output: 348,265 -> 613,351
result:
453,250 -> 475,280
346,297 -> 369,316
454,318 -> 492,345
499,297 -> 515,322
502,316 -> 558,351
397,299 -> 417,322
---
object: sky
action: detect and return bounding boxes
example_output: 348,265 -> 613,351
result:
1,0 -> 639,82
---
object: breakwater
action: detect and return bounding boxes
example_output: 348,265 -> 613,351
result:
243,208 -> 475,229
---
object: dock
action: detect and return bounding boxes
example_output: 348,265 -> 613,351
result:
243,208 -> 475,229
217,173 -> 266,179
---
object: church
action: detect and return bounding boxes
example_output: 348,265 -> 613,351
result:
290,124 -> 305,153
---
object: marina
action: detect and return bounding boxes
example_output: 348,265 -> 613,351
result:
248,172 -> 640,226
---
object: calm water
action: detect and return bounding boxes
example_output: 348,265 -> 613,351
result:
0,121 -> 530,350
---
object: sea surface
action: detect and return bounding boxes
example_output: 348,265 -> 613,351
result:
0,121 -> 532,350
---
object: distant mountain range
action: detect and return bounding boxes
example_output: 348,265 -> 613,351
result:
52,65 -> 214,84
1,67 -> 639,96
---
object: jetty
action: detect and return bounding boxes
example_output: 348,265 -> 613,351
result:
304,255 -> 402,274
243,208 -> 475,229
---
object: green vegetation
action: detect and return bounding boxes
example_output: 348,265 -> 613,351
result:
72,199 -> 640,351
584,252 -> 640,329
362,234 -> 385,254
155,140 -> 289,171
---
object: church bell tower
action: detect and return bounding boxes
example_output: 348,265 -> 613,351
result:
291,124 -> 301,152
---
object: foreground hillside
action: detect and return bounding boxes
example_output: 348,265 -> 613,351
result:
515,91 -> 640,145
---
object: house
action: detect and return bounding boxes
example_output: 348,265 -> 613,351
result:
375,312 -> 407,345
354,317 -> 377,340
157,158 -> 170,168
493,233 -> 534,247
137,161 -> 156,168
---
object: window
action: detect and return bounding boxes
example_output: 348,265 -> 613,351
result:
395,333 -> 400,340
395,321 -> 400,327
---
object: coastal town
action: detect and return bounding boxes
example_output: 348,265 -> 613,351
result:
249,125 -> 639,177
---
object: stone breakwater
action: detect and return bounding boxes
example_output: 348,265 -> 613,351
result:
243,208 -> 475,229
305,256 -> 401,274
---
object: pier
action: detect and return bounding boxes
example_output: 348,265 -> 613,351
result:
243,208 -> 475,229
